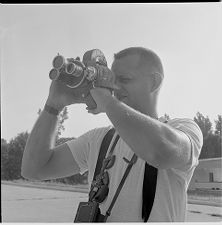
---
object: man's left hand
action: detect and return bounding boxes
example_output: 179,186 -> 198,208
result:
88,87 -> 113,114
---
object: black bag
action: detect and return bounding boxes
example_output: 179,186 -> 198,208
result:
74,201 -> 105,222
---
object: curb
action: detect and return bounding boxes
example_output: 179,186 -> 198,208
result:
1,181 -> 89,194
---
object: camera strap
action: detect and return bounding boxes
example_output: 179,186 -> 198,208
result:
92,127 -> 116,183
103,153 -> 138,222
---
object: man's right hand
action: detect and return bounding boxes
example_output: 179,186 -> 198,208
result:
46,79 -> 84,111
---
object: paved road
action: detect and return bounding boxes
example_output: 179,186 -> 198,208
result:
2,184 -> 222,222
2,184 -> 88,222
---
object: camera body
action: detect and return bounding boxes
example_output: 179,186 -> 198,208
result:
49,49 -> 118,110
74,201 -> 105,222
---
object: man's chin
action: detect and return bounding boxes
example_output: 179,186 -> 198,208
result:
120,100 -> 138,111
119,98 -> 128,105
121,99 -> 133,108
117,97 -> 134,108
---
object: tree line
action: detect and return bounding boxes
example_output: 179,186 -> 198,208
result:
1,110 -> 221,184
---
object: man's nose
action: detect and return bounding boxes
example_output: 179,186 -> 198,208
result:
114,78 -> 122,89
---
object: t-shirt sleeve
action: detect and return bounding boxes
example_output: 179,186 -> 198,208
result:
168,118 -> 203,185
66,129 -> 96,175
65,126 -> 111,175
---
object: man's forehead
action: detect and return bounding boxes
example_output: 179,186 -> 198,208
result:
111,54 -> 140,73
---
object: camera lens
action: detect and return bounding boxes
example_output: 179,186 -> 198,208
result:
66,62 -> 83,77
49,68 -> 59,80
52,55 -> 65,69
66,62 -> 75,74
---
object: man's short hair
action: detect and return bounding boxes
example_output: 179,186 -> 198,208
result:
114,47 -> 164,77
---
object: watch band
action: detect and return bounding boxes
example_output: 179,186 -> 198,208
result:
44,104 -> 60,116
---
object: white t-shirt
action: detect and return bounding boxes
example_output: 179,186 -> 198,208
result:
66,118 -> 203,222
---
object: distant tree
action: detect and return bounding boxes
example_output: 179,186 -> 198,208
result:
214,115 -> 222,158
2,132 -> 29,180
56,107 -> 68,140
194,113 -> 222,159
215,115 -> 222,136
194,112 -> 210,159
1,138 -> 7,145
194,112 -> 212,139
164,113 -> 170,121
199,133 -> 220,159
1,139 -> 9,179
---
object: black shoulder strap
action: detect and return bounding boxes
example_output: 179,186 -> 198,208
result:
142,120 -> 168,222
92,128 -> 115,182
142,163 -> 158,222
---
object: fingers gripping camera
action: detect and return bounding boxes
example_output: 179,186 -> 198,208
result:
49,49 -> 118,110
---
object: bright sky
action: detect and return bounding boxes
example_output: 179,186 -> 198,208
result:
1,3 -> 222,142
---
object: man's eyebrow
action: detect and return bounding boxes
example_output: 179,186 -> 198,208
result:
115,73 -> 133,78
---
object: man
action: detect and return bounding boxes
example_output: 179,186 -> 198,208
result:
22,47 -> 203,222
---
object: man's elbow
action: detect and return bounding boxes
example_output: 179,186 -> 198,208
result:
153,155 -> 174,169
148,153 -> 171,169
154,146 -> 188,170
152,141 -> 180,169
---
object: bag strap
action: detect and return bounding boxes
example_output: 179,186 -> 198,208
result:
92,128 -> 115,183
103,153 -> 138,221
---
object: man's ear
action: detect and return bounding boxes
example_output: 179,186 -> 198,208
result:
150,73 -> 163,93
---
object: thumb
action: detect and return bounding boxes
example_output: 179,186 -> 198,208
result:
87,109 -> 100,115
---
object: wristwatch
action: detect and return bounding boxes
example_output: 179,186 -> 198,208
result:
44,104 -> 60,116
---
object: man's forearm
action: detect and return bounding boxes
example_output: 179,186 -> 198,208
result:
104,97 -> 163,165
104,96 -> 189,169
21,109 -> 60,179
